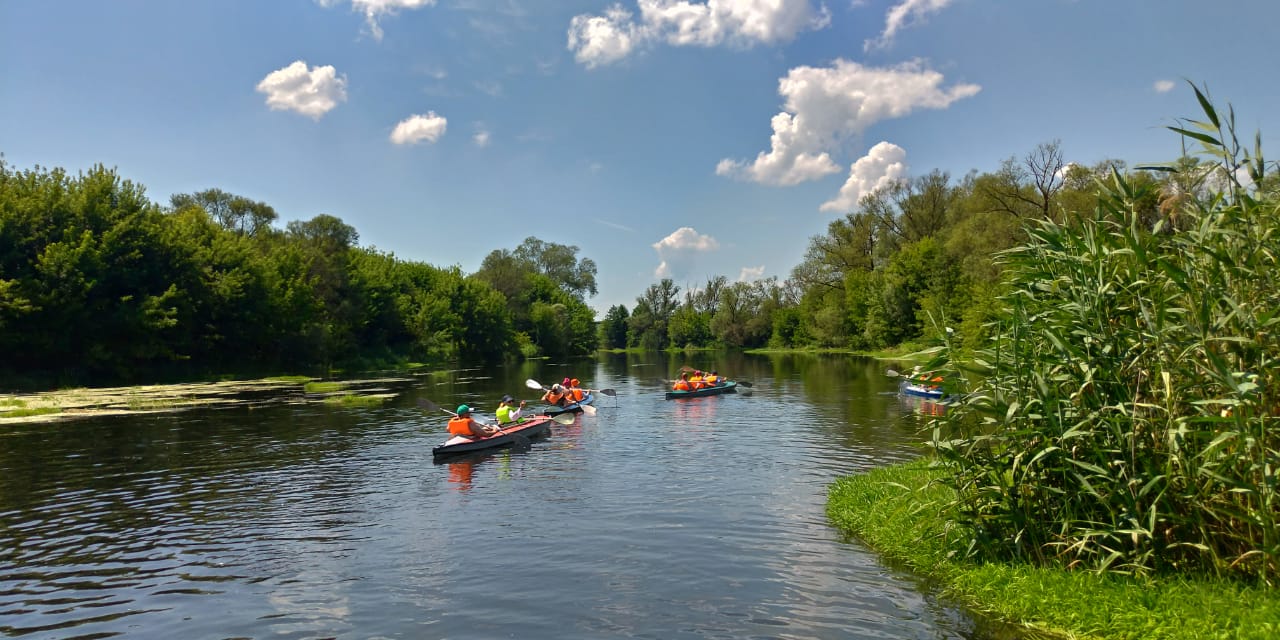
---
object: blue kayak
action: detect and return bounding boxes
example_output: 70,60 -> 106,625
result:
665,380 -> 737,400
543,391 -> 593,416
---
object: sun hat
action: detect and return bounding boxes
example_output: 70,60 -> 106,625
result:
501,395 -> 514,403
571,378 -> 580,386
562,377 -> 571,386
456,404 -> 470,415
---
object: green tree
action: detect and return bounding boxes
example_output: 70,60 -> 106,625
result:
599,304 -> 629,349
170,188 -> 279,237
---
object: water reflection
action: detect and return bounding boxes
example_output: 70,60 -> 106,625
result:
0,352 -> 996,639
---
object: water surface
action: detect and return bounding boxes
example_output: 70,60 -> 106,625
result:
0,353 -> 990,639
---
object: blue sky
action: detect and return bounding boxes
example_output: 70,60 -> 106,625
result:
3,0 -> 1278,315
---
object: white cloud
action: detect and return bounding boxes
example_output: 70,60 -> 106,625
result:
820,141 -> 909,213
717,59 -> 980,186
567,5 -> 644,69
738,265 -> 765,281
321,0 -> 437,41
255,61 -> 348,120
865,0 -> 953,51
653,226 -> 719,278
473,125 -> 491,147
596,218 -> 636,232
1154,79 -> 1176,93
568,0 -> 829,69
390,112 -> 448,145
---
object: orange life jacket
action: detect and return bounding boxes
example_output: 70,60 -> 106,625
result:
544,390 -> 565,405
569,388 -> 585,402
673,380 -> 690,391
449,416 -> 476,436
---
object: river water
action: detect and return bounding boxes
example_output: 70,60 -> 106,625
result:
0,352 -> 992,639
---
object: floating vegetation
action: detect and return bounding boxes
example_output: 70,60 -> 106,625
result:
304,381 -> 346,394
323,393 -> 392,407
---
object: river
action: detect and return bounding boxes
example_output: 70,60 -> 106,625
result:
0,352 -> 995,639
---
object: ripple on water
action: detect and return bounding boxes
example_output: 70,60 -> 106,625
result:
0,360 -> 977,639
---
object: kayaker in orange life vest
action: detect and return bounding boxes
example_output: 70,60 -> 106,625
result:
448,404 -> 499,439
542,384 -> 569,407
672,372 -> 691,392
567,378 -> 585,403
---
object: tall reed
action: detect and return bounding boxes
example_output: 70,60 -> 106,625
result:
932,85 -> 1278,585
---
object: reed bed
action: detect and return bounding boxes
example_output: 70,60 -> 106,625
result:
932,87 -> 1278,585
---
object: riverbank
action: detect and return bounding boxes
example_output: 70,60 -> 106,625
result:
827,459 -> 1280,639
0,376 -> 416,424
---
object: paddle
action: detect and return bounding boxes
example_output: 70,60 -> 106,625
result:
524,378 -> 598,415
419,398 -> 503,439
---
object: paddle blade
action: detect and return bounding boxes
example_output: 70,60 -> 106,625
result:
550,413 -> 576,425
598,388 -> 617,397
525,378 -> 545,390
886,369 -> 901,378
419,398 -> 453,415
580,403 -> 597,416
736,380 -> 753,388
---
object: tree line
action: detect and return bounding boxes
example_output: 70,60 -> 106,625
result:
602,138 -> 1280,356
0,161 -> 597,386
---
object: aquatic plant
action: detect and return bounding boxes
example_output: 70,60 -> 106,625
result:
933,84 -> 1279,584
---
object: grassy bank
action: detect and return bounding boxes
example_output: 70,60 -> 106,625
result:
827,459 -> 1280,639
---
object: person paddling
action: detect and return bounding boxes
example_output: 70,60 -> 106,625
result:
496,395 -> 526,424
448,404 -> 499,439
542,384 -> 568,407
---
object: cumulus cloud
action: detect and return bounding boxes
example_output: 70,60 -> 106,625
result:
568,0 -> 829,69
390,111 -> 448,145
653,226 -> 719,278
738,265 -> 765,281
473,125 -> 491,148
567,5 -> 645,69
819,141 -> 909,213
865,0 -> 953,51
1154,79 -> 1176,93
320,0 -> 437,41
256,61 -> 348,120
717,59 -> 979,186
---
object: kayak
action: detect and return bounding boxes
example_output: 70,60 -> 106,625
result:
542,391 -> 593,416
899,380 -> 945,399
665,380 -> 737,400
431,414 -> 554,457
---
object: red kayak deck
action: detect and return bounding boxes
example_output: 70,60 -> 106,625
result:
431,415 -> 554,457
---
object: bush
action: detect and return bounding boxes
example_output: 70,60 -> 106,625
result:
933,85 -> 1279,584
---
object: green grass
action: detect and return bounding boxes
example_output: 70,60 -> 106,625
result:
827,459 -> 1280,640
0,406 -> 61,418
304,381 -> 346,393
266,375 -> 313,383
322,393 -> 386,407
0,398 -> 28,408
